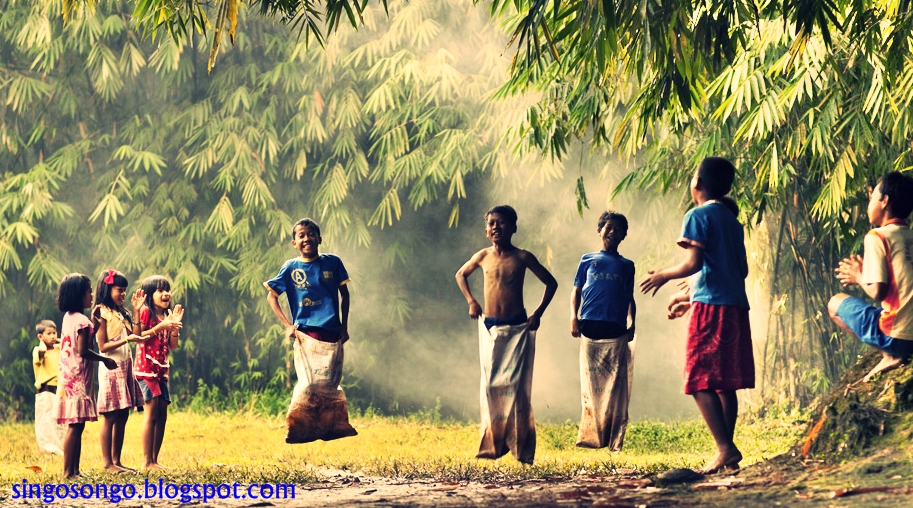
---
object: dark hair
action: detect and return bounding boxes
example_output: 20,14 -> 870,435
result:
291,218 -> 321,239
36,319 -> 57,335
57,273 -> 92,313
597,211 -> 628,233
698,157 -> 736,199
94,269 -> 132,326
876,171 -> 913,219
140,275 -> 173,312
719,196 -> 740,217
484,205 -> 518,227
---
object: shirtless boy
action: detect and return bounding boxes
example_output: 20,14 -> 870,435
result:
455,205 -> 558,464
456,205 -> 558,331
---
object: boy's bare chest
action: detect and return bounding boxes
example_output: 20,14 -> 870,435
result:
481,256 -> 525,284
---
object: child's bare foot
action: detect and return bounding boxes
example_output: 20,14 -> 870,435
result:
143,462 -> 166,471
862,353 -> 904,382
697,447 -> 742,475
115,463 -> 136,471
104,464 -> 128,473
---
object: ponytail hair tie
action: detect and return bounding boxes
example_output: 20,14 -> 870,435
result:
104,269 -> 117,285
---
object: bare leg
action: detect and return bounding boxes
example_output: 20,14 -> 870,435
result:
112,409 -> 132,469
99,412 -> 124,472
63,423 -> 85,478
152,398 -> 169,466
718,390 -> 738,442
829,294 -> 904,383
827,294 -> 854,336
142,398 -> 163,470
74,426 -> 83,477
692,390 -> 742,474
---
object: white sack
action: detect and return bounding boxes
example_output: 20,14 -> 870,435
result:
576,333 -> 635,450
476,318 -> 536,464
35,391 -> 65,454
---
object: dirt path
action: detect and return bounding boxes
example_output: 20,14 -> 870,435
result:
5,454 -> 913,507
225,455 -> 913,507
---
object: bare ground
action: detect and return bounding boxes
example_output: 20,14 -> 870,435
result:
280,453 -> 913,507
7,452 -> 910,508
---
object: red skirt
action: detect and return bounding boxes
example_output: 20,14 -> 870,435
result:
684,302 -> 755,395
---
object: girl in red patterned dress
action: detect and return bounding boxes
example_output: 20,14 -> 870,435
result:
56,273 -> 116,479
92,269 -> 145,473
131,275 -> 183,470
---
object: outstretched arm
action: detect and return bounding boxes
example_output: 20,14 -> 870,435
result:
455,253 -> 483,319
76,327 -> 116,370
95,307 -> 146,353
640,246 -> 703,296
524,251 -> 558,331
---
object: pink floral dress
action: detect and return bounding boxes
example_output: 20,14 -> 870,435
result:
56,311 -> 97,424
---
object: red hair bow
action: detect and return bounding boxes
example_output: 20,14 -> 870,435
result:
104,269 -> 117,285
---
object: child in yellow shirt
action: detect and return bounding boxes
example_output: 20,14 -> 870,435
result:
32,320 -> 66,455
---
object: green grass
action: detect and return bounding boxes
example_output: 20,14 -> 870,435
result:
0,410 -> 805,488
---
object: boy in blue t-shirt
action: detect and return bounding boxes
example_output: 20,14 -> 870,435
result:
570,211 -> 636,450
640,157 -> 754,474
571,211 -> 636,340
265,217 -> 356,443
265,218 -> 351,343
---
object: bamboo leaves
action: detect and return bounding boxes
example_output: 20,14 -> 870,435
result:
369,187 -> 402,228
0,0 -> 514,408
3,76 -> 52,113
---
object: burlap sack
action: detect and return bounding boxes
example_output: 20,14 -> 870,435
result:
476,318 -> 536,464
285,332 -> 357,444
576,333 -> 635,450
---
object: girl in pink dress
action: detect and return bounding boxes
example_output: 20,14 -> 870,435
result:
93,269 -> 145,473
56,273 -> 116,479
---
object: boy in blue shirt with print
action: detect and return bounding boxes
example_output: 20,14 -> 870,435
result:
571,211 -> 636,341
640,157 -> 754,474
571,211 -> 636,451
265,218 -> 357,443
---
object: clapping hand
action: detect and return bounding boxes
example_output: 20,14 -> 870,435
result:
131,289 -> 145,314
160,305 -> 184,333
835,254 -> 863,287
168,304 -> 184,323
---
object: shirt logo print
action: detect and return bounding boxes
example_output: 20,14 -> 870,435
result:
291,268 -> 310,289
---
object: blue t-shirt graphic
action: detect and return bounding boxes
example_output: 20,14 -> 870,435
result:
573,250 -> 635,326
264,254 -> 350,332
678,201 -> 749,309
